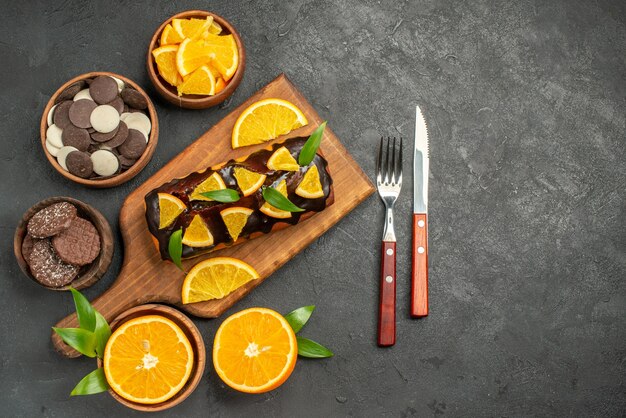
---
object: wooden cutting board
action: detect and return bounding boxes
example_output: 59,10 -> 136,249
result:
52,74 -> 375,357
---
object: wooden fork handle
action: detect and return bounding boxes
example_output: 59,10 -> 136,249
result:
411,213 -> 429,317
378,241 -> 396,346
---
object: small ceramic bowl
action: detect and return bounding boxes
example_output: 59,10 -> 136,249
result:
40,71 -> 159,188
97,304 -> 206,412
147,10 -> 246,109
14,196 -> 114,291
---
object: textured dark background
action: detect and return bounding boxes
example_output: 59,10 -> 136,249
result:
1,0 -> 624,416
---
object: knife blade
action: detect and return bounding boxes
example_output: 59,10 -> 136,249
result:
411,105 -> 429,317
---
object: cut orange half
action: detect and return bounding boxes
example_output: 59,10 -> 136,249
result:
259,180 -> 291,219
213,307 -> 297,393
232,98 -> 308,149
177,65 -> 216,96
103,315 -> 194,404
190,172 -> 226,201
220,207 -> 253,241
233,167 -> 266,196
152,45 -> 183,87
267,146 -> 299,171
181,257 -> 259,304
182,214 -> 214,247
158,193 -> 186,229
295,165 -> 324,198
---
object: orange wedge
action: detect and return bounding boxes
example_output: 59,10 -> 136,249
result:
233,167 -> 266,196
267,146 -> 299,171
152,45 -> 183,87
181,257 -> 259,304
177,65 -> 216,96
213,307 -> 297,393
190,172 -> 226,201
202,33 -> 238,81
103,315 -> 194,404
182,214 -> 214,247
158,193 -> 186,229
259,180 -> 291,219
160,23 -> 184,45
172,17 -> 212,40
176,38 -> 212,77
207,20 -> 222,35
232,98 -> 308,149
215,77 -> 226,94
220,207 -> 253,241
295,165 -> 324,198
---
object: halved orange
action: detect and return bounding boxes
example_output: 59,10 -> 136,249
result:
158,193 -> 186,229
152,45 -> 183,87
233,167 -> 266,196
177,65 -> 216,96
267,146 -> 299,171
259,180 -> 291,219
172,17 -> 212,40
213,307 -> 297,393
182,214 -> 214,247
220,207 -> 253,241
103,315 -> 194,404
181,257 -> 259,304
176,38 -> 213,77
190,172 -> 226,201
202,33 -> 239,81
160,23 -> 184,45
232,98 -> 308,149
295,165 -> 324,198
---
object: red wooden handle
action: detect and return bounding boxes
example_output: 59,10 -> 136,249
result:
411,213 -> 429,317
378,241 -> 396,346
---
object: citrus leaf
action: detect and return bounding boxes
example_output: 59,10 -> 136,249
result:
298,121 -> 327,166
296,336 -> 333,358
168,229 -> 183,270
69,288 -> 96,332
52,327 -> 97,358
70,368 -> 109,396
201,189 -> 240,202
94,311 -> 111,359
262,186 -> 304,212
284,306 -> 315,334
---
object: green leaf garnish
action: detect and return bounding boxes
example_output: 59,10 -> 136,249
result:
296,337 -> 334,358
52,327 -> 97,358
201,189 -> 240,202
284,305 -> 315,334
69,288 -> 96,332
262,186 -> 304,212
168,229 -> 183,270
298,121 -> 327,166
70,368 -> 109,396
94,311 -> 111,359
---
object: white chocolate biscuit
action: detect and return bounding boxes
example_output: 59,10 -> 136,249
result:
91,150 -> 119,176
90,105 -> 120,133
46,124 -> 63,148
56,146 -> 78,171
74,88 -> 93,101
111,76 -> 125,93
123,113 -> 151,139
47,104 -> 57,126
45,140 -> 60,157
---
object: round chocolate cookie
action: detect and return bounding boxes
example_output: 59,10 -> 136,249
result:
118,128 -> 147,159
27,202 -> 77,238
52,217 -> 101,266
21,234 -> 40,262
89,76 -> 118,105
106,96 -> 125,114
66,151 -> 94,178
61,125 -> 91,151
101,121 -> 129,148
117,153 -> 137,169
56,81 -> 84,103
90,125 -> 118,142
29,239 -> 79,287
120,88 -> 147,109
69,99 -> 97,129
53,100 -> 73,129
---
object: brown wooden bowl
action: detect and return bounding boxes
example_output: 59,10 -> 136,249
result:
40,72 -> 159,188
13,197 -> 114,291
147,10 -> 246,109
97,304 -> 206,412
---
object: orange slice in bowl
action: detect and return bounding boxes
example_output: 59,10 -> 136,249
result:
160,23 -> 184,45
233,167 -> 266,196
103,315 -> 194,404
232,98 -> 308,149
295,165 -> 324,198
158,193 -> 186,229
190,172 -> 226,201
177,65 -> 216,96
213,307 -> 297,393
172,17 -> 213,40
182,215 -> 214,247
176,38 -> 212,77
259,180 -> 291,219
267,146 -> 299,171
220,207 -> 253,241
152,45 -> 183,87
202,33 -> 239,81
181,257 -> 259,304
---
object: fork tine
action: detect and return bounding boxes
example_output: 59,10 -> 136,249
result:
390,137 -> 397,184
383,137 -> 390,184
376,137 -> 383,184
397,137 -> 403,185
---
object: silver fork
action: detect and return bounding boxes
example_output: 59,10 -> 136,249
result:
376,136 -> 403,347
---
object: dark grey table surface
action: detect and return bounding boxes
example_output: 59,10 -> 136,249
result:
1,1 -> 624,417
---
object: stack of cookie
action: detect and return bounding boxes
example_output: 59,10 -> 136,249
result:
22,202 -> 101,288
45,75 -> 151,179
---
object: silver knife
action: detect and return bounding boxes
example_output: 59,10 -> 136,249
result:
411,105 -> 429,317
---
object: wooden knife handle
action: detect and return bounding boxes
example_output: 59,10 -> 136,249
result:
378,241 -> 396,346
411,213 -> 429,317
